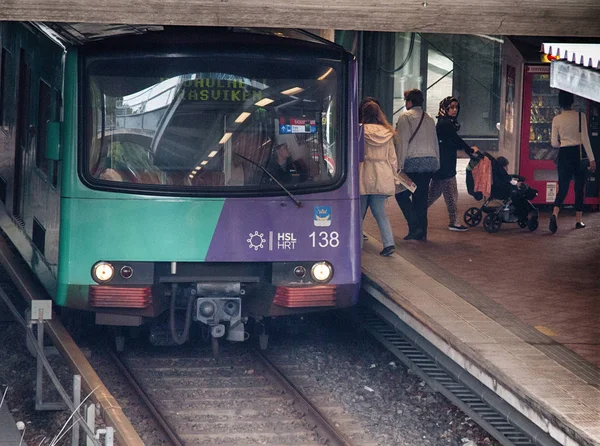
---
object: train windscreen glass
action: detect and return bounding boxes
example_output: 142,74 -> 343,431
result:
85,60 -> 341,191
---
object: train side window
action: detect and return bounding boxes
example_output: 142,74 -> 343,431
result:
36,80 -> 52,175
0,49 -> 4,128
0,48 -> 12,131
50,88 -> 61,188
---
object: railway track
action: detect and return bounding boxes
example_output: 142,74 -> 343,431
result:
109,344 -> 370,445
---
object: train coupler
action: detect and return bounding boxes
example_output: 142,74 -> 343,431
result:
195,297 -> 245,342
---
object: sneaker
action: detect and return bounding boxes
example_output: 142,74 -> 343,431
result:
575,222 -> 586,229
448,224 -> 468,232
549,215 -> 557,234
380,246 -> 395,256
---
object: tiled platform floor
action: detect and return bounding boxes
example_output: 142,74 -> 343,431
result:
361,160 -> 599,445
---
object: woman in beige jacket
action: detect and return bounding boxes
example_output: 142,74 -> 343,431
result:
360,101 -> 397,256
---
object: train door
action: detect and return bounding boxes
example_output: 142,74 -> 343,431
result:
12,48 -> 32,224
28,39 -> 64,267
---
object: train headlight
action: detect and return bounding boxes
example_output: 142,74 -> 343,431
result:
92,262 -> 115,284
311,261 -> 333,283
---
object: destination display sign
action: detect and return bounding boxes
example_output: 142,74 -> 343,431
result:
279,117 -> 317,134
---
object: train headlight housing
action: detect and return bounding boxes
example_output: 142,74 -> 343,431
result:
293,266 -> 307,278
91,262 -> 115,284
311,261 -> 333,283
120,265 -> 134,279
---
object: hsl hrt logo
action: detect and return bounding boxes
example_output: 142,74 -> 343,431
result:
277,232 -> 297,250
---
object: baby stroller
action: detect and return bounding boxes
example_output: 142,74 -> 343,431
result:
464,152 -> 539,233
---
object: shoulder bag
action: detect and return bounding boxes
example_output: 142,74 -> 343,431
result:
578,112 -> 590,173
408,111 -> 426,145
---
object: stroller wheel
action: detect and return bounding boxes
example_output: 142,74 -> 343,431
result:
517,219 -> 528,229
483,213 -> 502,233
464,207 -> 483,227
527,217 -> 539,232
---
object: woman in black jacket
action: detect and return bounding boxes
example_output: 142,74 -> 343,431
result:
428,96 -> 478,231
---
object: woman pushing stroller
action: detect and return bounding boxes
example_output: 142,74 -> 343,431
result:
428,96 -> 479,231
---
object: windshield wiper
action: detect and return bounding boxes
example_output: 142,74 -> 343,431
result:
233,152 -> 303,208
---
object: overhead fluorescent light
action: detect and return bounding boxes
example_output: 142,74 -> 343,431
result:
318,68 -> 333,81
208,151 -> 218,158
219,132 -> 232,144
281,87 -> 304,95
255,98 -> 274,107
201,160 -> 208,165
192,170 -> 197,174
188,174 -> 194,179
235,112 -> 251,123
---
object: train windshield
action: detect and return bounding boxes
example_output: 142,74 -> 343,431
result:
85,57 -> 342,193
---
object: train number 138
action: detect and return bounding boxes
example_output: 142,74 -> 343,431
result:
309,231 -> 340,248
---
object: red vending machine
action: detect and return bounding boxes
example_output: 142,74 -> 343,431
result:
519,64 -> 599,206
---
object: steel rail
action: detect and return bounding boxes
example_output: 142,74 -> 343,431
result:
108,349 -> 184,446
0,234 -> 143,446
255,349 -> 355,446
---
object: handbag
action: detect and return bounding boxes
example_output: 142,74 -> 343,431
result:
578,112 -> 591,173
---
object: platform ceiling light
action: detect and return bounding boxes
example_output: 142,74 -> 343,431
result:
91,261 -> 115,284
318,68 -> 333,81
281,87 -> 304,95
188,174 -> 194,179
255,98 -> 274,107
219,132 -> 232,144
195,165 -> 202,170
235,112 -> 251,123
201,160 -> 208,165
311,261 -> 333,283
208,150 -> 219,158
192,170 -> 197,174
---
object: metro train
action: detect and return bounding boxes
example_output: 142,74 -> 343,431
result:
0,22 -> 361,349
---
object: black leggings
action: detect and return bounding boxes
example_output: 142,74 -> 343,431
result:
554,145 -> 587,212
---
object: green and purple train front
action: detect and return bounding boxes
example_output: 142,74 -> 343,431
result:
54,28 -> 361,339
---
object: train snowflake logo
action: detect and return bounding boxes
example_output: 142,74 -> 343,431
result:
247,231 -> 266,250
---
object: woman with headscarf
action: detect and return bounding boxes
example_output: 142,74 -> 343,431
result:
428,96 -> 478,231
359,100 -> 397,256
